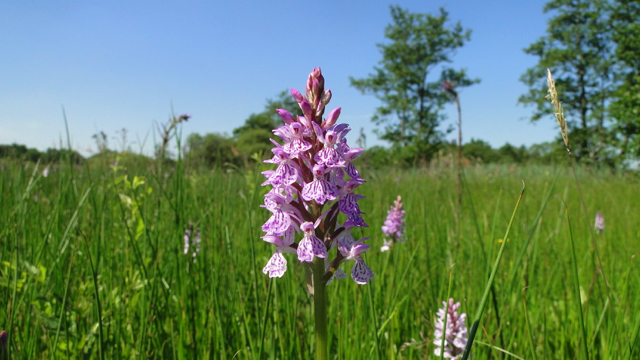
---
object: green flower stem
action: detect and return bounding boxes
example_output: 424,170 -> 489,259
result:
313,256 -> 328,360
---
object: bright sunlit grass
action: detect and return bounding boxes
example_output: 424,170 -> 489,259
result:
0,158 -> 638,359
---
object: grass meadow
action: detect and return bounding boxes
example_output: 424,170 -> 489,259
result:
0,156 -> 638,359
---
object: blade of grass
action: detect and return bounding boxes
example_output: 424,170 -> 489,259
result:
367,271 -> 382,360
78,208 -> 106,360
461,182 -> 525,360
52,253 -> 75,360
258,278 -> 274,358
509,169 -> 559,291
522,288 -> 538,360
462,170 -> 505,350
564,201 -> 589,360
588,297 -> 609,352
473,341 -> 524,360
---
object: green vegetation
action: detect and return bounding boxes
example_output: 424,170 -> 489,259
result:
519,0 -> 640,164
350,6 -> 479,162
0,154 -> 638,359
184,90 -> 301,168
3,2 -> 640,359
0,144 -> 83,165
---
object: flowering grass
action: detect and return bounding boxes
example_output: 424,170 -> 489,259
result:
0,158 -> 638,359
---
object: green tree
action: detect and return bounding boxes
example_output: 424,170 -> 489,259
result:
0,143 -> 84,164
185,90 -> 304,168
350,6 -> 478,161
610,0 -> 640,158
462,138 -> 499,163
233,90 -> 303,156
519,0 -> 613,162
497,143 -> 528,164
185,133 -> 240,168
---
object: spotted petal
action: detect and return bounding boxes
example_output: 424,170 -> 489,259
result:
263,251 -> 287,278
261,210 -> 291,235
345,163 -> 361,179
314,147 -> 344,168
346,211 -> 368,228
301,180 -> 338,205
351,258 -> 373,284
339,193 -> 361,216
283,138 -> 311,157
297,235 -> 327,262
268,162 -> 299,186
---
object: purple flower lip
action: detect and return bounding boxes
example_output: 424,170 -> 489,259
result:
297,221 -> 327,262
321,107 -> 341,129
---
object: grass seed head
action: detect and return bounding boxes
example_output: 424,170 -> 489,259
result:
546,69 -> 570,152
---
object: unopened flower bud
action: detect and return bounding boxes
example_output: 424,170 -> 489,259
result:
290,88 -> 304,103
313,67 -> 324,89
306,73 -> 314,94
321,89 -> 332,106
276,109 -> 295,124
322,107 -> 341,130
307,68 -> 325,103
312,79 -> 322,99
316,103 -> 326,119
300,101 -> 313,122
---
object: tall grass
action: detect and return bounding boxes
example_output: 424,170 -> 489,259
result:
0,157 -> 638,359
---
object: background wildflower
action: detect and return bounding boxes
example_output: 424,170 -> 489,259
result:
381,195 -> 405,251
595,211 -> 605,233
434,298 -> 467,359
183,225 -> 201,263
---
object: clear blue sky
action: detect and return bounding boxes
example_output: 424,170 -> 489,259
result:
0,0 -> 558,156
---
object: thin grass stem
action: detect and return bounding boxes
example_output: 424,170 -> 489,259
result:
461,182 -> 525,360
564,202 -> 590,360
522,289 -> 538,360
439,266 -> 454,360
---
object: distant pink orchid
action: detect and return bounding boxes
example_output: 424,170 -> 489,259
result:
434,298 -> 468,359
595,211 -> 605,234
183,225 -> 201,263
381,196 -> 406,251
